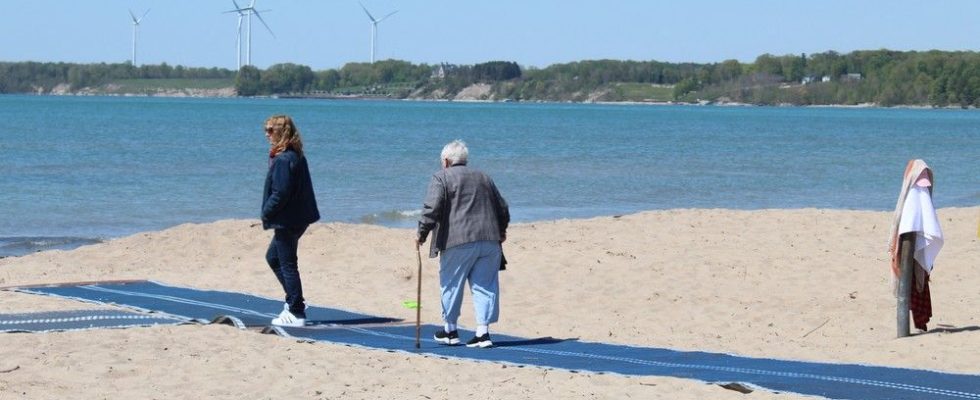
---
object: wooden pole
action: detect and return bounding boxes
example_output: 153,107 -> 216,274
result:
896,232 -> 915,338
415,245 -> 423,349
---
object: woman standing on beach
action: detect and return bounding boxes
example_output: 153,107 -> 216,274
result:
261,115 -> 320,327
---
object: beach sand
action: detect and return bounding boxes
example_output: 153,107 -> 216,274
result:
1,207 -> 978,399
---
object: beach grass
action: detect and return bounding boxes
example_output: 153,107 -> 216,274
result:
107,78 -> 235,91
326,82 -> 418,96
611,82 -> 674,102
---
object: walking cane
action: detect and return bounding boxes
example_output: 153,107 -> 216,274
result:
414,243 -> 423,349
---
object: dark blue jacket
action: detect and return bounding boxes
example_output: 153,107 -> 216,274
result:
262,149 -> 320,230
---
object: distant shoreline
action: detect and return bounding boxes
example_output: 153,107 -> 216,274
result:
14,91 -> 970,109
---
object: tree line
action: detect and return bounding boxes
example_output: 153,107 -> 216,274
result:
680,50 -> 980,107
5,50 -> 980,107
234,60 -> 522,96
0,62 -> 233,93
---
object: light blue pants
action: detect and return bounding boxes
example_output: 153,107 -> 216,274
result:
439,240 -> 501,326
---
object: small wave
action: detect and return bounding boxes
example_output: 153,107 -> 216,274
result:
359,209 -> 422,226
0,236 -> 103,258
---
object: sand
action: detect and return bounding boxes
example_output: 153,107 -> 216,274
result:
1,207 -> 978,399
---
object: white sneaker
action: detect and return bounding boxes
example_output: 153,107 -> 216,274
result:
271,309 -> 305,327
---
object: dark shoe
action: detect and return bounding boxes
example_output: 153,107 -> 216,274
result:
433,329 -> 460,345
466,333 -> 493,348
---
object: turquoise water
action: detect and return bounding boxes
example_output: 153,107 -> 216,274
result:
1,95 -> 978,255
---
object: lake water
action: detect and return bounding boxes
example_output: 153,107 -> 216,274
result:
1,95 -> 977,256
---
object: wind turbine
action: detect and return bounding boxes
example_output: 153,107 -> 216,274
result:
359,2 -> 398,63
129,9 -> 150,66
224,0 -> 274,68
225,2 -> 246,69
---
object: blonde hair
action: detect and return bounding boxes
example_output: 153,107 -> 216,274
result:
266,114 -> 304,157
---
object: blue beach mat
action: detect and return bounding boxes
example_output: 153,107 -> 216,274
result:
0,309 -> 184,333
267,325 -> 980,400
9,281 -> 400,328
9,281 -> 979,399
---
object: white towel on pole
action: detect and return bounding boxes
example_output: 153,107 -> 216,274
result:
897,185 -> 944,274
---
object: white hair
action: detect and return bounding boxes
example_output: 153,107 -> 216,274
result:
441,139 -> 468,165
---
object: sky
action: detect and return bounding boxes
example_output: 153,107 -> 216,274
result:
3,0 -> 980,71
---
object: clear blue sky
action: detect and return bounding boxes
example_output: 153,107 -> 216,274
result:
3,0 -> 979,70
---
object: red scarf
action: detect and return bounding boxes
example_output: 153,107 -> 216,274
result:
269,148 -> 279,167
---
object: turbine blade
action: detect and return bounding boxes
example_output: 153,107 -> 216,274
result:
377,10 -> 398,23
129,9 -> 138,22
253,10 -> 276,38
359,2 -> 377,22
138,9 -> 150,23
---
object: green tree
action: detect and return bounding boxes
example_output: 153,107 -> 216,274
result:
472,61 -> 521,82
314,69 -> 340,91
716,59 -> 743,82
780,54 -> 805,82
235,65 -> 262,96
752,54 -> 783,78
672,77 -> 699,99
261,63 -> 314,93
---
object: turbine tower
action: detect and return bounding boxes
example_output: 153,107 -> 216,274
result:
129,9 -> 150,66
359,2 -> 398,63
225,2 -> 247,69
225,0 -> 274,68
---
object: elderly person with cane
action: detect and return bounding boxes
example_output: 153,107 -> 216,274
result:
416,140 -> 509,348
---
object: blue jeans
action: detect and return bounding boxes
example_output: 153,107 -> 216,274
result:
266,226 -> 307,318
439,240 -> 501,325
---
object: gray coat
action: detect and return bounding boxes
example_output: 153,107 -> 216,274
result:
417,164 -> 509,258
